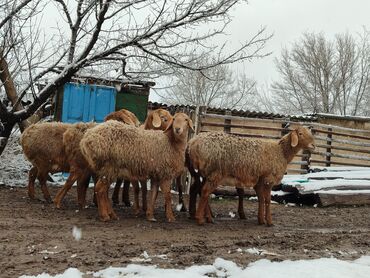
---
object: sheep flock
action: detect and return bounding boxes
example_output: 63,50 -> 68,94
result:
20,108 -> 316,226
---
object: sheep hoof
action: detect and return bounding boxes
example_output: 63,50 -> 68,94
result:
147,217 -> 157,222
196,218 -> 205,225
239,213 -> 246,220
167,217 -> 176,222
28,193 -> 36,200
45,197 -> 53,204
100,215 -> 111,222
123,201 -> 131,207
266,223 -> 274,227
54,201 -> 62,209
180,204 -> 187,212
206,217 -> 214,224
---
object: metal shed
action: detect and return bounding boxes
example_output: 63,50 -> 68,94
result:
54,76 -> 155,123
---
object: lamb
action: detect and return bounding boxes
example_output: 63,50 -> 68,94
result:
80,112 -> 194,222
111,108 -> 173,208
20,122 -> 72,202
187,126 -> 315,226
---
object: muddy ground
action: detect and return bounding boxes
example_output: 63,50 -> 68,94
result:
0,185 -> 369,277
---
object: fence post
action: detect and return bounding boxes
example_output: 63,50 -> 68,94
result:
224,110 -> 232,134
326,128 -> 332,167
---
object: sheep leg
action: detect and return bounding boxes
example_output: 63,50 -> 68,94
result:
204,200 -> 214,223
122,179 -> 131,207
95,178 -> 112,221
188,173 -> 202,219
132,180 -> 140,215
146,181 -> 159,222
111,178 -> 122,205
254,183 -> 266,225
140,180 -> 147,212
92,174 -> 98,206
236,187 -> 246,219
263,187 -> 273,226
160,180 -> 175,222
195,181 -> 214,225
176,175 -> 187,212
76,173 -> 91,209
54,170 -> 78,208
27,166 -> 38,200
37,171 -> 52,203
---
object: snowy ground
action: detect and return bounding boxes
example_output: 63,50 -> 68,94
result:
19,256 -> 370,278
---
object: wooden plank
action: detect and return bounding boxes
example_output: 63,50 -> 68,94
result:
310,159 -> 370,168
314,135 -> 370,147
202,113 -> 370,134
312,128 -> 370,141
316,143 -> 370,155
201,121 -> 284,132
213,186 -> 256,196
311,150 -> 370,162
318,192 -> 370,207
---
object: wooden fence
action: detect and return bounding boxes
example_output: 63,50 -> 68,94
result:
196,111 -> 370,174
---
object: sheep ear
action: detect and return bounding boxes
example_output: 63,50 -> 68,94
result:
152,111 -> 161,128
163,117 -> 174,133
188,118 -> 195,132
291,130 -> 299,147
121,115 -> 135,126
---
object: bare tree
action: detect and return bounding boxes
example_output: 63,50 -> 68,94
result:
272,30 -> 370,115
157,56 -> 261,110
0,0 -> 271,155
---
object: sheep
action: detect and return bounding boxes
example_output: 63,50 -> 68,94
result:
105,109 -> 140,127
53,122 -> 97,208
20,122 -> 72,202
186,152 -> 246,220
141,108 -> 190,212
187,126 -> 315,226
142,108 -> 172,130
54,109 -> 140,208
111,108 -> 173,208
80,112 -> 194,222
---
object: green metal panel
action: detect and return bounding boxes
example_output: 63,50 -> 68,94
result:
115,87 -> 149,122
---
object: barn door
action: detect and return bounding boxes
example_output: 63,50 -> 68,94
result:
62,83 -> 116,123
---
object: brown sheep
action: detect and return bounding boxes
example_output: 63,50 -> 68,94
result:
80,112 -> 194,222
53,122 -> 97,208
20,122 -> 72,202
111,108 -> 173,208
53,109 -> 140,208
188,126 -> 315,226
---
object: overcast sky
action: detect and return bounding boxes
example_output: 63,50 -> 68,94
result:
151,0 -> 370,101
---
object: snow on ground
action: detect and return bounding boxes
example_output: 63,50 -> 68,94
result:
19,256 -> 370,278
0,134 -> 30,187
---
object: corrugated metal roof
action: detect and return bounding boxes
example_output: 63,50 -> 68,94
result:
147,102 -> 318,121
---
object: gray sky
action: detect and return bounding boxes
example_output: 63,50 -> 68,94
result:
151,0 -> 370,101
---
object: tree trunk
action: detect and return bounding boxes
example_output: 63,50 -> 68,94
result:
0,120 -> 16,156
0,52 -> 30,132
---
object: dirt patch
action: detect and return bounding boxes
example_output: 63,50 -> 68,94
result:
0,185 -> 369,277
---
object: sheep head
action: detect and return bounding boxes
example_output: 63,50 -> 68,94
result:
290,126 -> 315,151
104,109 -> 140,127
148,108 -> 173,130
164,112 -> 194,139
